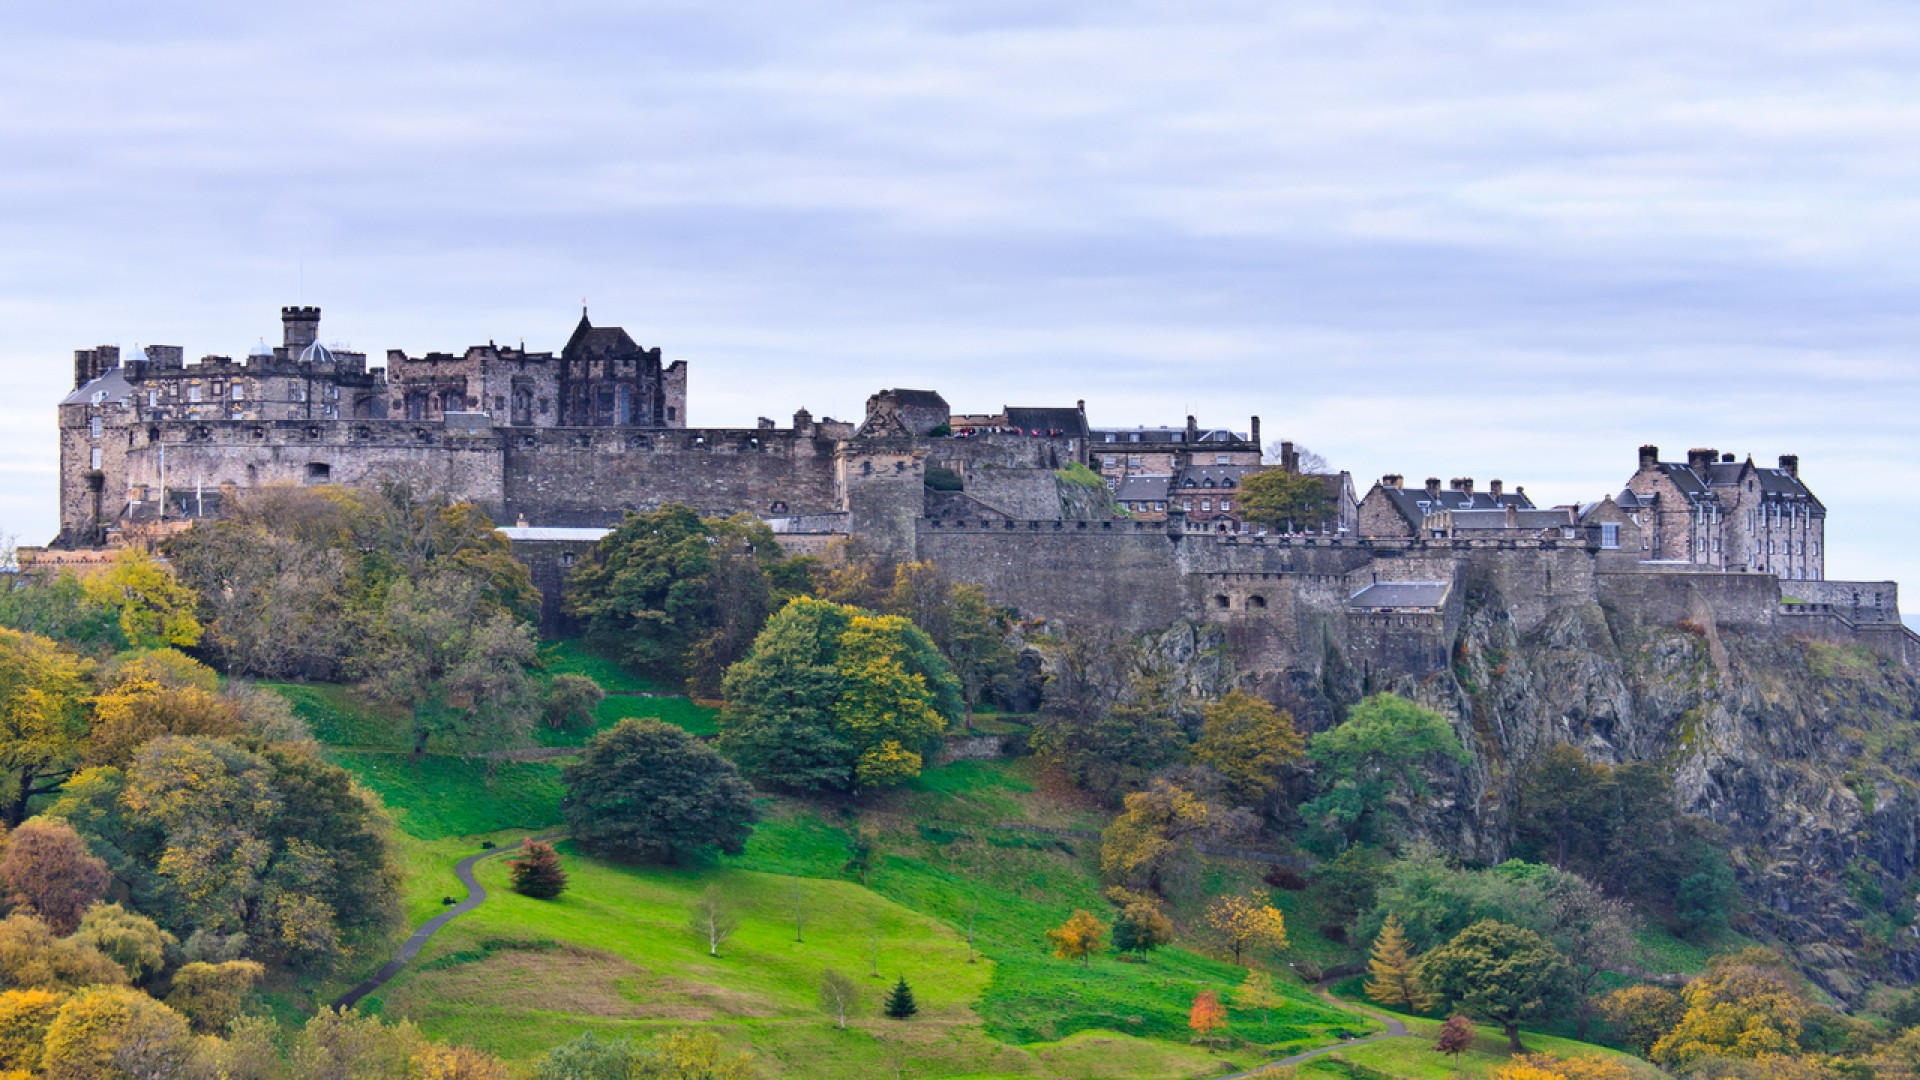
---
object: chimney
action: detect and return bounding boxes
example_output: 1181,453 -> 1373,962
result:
1185,414 -> 1198,442
1504,502 -> 1517,528
282,306 -> 321,350
1424,477 -> 1442,498
1449,477 -> 1473,494
1489,479 -> 1504,498
1382,474 -> 1403,489
1687,447 -> 1716,473
1250,415 -> 1261,449
793,408 -> 813,435
1638,444 -> 1659,471
1281,440 -> 1299,474
1779,454 -> 1799,478
1720,453 -> 1735,464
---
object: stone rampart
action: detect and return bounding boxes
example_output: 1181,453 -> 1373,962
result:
1597,570 -> 1781,631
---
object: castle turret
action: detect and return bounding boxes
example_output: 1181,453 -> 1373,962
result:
282,306 -> 321,350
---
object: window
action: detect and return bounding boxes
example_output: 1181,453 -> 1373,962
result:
1215,454 -> 1230,465
89,416 -> 102,438
1127,456 -> 1141,468
305,462 -> 331,482
89,448 -> 102,470
231,384 -> 244,400
1154,502 -> 1164,512
1103,457 -> 1115,469
146,391 -> 157,407
1601,522 -> 1620,549
667,407 -> 677,422
1221,498 -> 1232,512
1201,499 -> 1212,511
1181,500 -> 1192,512
188,386 -> 202,402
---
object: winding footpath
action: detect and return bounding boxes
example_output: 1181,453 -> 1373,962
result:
1217,982 -> 1413,1079
333,831 -> 564,1011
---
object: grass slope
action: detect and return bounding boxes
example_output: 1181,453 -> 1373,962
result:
1305,1012 -> 1664,1080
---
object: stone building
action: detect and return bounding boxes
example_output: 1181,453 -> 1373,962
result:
1623,446 -> 1826,580
1356,476 -> 1533,539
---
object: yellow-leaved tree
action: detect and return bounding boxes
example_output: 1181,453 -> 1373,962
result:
1099,781 -> 1212,895
1191,691 -> 1305,807
1046,910 -> 1108,968
82,550 -> 202,650
1205,894 -> 1289,965
1364,915 -> 1430,1010
1651,950 -> 1806,1068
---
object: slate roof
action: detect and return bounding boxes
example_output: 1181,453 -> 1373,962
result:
1116,475 -> 1173,502
1374,484 -> 1534,529
1448,508 -> 1575,532
1094,426 -> 1249,444
1349,582 -> 1451,609
497,526 -> 611,543
1650,457 -> 1824,513
61,366 -> 133,408
1177,465 -> 1251,489
1004,406 -> 1088,437
884,389 -> 949,410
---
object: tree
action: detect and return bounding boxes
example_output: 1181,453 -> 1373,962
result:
564,719 -> 757,863
164,958 -> 264,1032
1597,985 -> 1685,1057
1046,910 -> 1108,967
412,1042 -> 513,1079
941,584 -> 1018,726
509,842 -> 569,899
39,984 -> 193,1080
564,506 -> 808,695
1111,891 -> 1175,954
0,913 -> 126,990
1366,915 -> 1431,1010
1239,470 -> 1336,533
1189,989 -> 1228,1049
1205,894 -> 1289,965
86,673 -> 245,767
1514,745 -> 1612,869
689,885 -> 740,958
1496,1054 -> 1632,1080
0,629 -> 92,827
1236,970 -> 1285,1027
1032,630 -> 1183,801
286,1007 -> 426,1080
1651,950 -> 1806,1068
1193,691 -> 1305,809
365,574 -> 540,758
1536,869 -> 1635,1040
883,976 -> 919,1019
1434,1015 -> 1475,1061
82,549 -> 202,650
1418,920 -> 1572,1052
74,904 -> 173,984
719,598 -> 959,793
1302,694 -> 1469,850
0,987 -> 66,1075
1100,781 -> 1215,895
819,969 -> 860,1029
0,818 -> 109,934
541,674 -> 604,732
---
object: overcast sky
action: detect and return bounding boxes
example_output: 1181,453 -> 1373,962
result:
4,1 -> 1917,602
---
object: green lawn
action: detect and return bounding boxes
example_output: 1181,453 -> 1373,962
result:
1310,1012 -> 1664,1080
326,751 -> 565,839
266,681 -> 411,749
539,639 -> 664,694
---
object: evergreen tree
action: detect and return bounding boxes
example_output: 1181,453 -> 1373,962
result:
1365,915 -> 1430,1010
883,976 -> 919,1020
563,719 -> 757,863
508,842 -> 568,900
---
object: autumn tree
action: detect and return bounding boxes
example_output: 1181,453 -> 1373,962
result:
1237,969 -> 1285,1027
82,549 -> 203,650
564,719 -> 757,863
39,984 -> 194,1080
883,976 -> 919,1019
1100,781 -> 1215,895
1536,868 -> 1635,1040
719,598 -> 960,793
1032,629 -> 1183,801
1597,985 -> 1685,1057
73,904 -> 172,984
1189,989 -> 1229,1049
412,1042 -> 513,1079
1046,910 -> 1108,967
1497,1054 -> 1632,1080
1418,920 -> 1572,1052
1206,894 -> 1289,965
1192,690 -> 1305,809
690,885 -> 740,958
0,629 -> 91,827
286,1007 -> 426,1080
1366,915 -> 1431,1010
0,818 -> 108,934
0,987 -> 66,1075
1434,1015 -> 1476,1061
1651,950 -> 1806,1068
85,673 -> 244,768
508,841 -> 569,899
1302,694 -> 1469,850
0,913 -> 126,990
819,969 -> 860,1029
164,958 -> 264,1032
1109,889 -> 1175,954
1239,470 -> 1336,533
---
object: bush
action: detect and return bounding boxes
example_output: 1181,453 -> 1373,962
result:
508,843 -> 568,900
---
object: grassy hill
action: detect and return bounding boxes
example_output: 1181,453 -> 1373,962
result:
275,655 -> 1670,1078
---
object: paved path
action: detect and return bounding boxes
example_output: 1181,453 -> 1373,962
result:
1217,983 -> 1412,1079
332,831 -> 564,1011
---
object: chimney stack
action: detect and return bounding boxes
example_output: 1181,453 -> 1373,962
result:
1449,477 -> 1474,495
1281,440 -> 1299,474
1779,454 -> 1799,478
1638,445 -> 1659,470
282,306 -> 321,350
1424,477 -> 1442,498
1687,447 -> 1717,473
1250,415 -> 1261,449
1382,474 -> 1403,489
1186,415 -> 1198,441
1489,479 -> 1504,498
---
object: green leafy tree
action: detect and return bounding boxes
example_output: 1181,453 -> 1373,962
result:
0,571 -> 125,650
719,598 -> 959,793
1418,919 -> 1572,1052
1192,690 -> 1305,808
564,719 -> 757,862
73,904 -> 173,984
565,506 -> 809,695
1033,628 -> 1184,801
1111,894 -> 1175,954
542,674 -> 605,731
163,958 -> 264,1032
1302,694 -> 1469,850
508,841 -> 569,899
819,969 -> 860,1029
0,629 -> 92,826
1239,469 -> 1336,532
363,573 -> 540,758
883,976 -> 919,1019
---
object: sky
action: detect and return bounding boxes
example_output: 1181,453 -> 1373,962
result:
3,1 -> 1917,600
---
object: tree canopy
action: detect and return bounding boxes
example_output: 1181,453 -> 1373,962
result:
1418,919 -> 1572,1052
1303,693 -> 1469,850
564,719 -> 757,863
1238,470 -> 1336,532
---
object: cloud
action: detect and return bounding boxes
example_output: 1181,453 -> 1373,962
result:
1,0 -> 1915,590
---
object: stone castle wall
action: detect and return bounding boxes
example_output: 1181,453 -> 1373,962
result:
502,427 -> 841,526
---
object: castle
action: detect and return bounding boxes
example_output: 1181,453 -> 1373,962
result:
54,306 -> 1915,676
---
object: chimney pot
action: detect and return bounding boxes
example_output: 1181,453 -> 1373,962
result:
1687,447 -> 1716,473
1779,454 -> 1799,478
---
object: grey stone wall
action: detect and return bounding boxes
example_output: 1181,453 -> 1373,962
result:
502,427 -> 841,526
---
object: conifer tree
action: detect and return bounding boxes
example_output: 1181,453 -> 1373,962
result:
883,976 -> 918,1019
1365,915 -> 1429,1009
507,841 -> 568,900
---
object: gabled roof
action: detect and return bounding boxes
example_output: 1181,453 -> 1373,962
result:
61,366 -> 133,407
1752,466 -> 1825,512
1369,483 -> 1534,530
1177,464 -> 1251,489
563,312 -> 640,357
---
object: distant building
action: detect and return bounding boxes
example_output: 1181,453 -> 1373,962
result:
1623,446 -> 1825,580
1357,476 -> 1533,539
